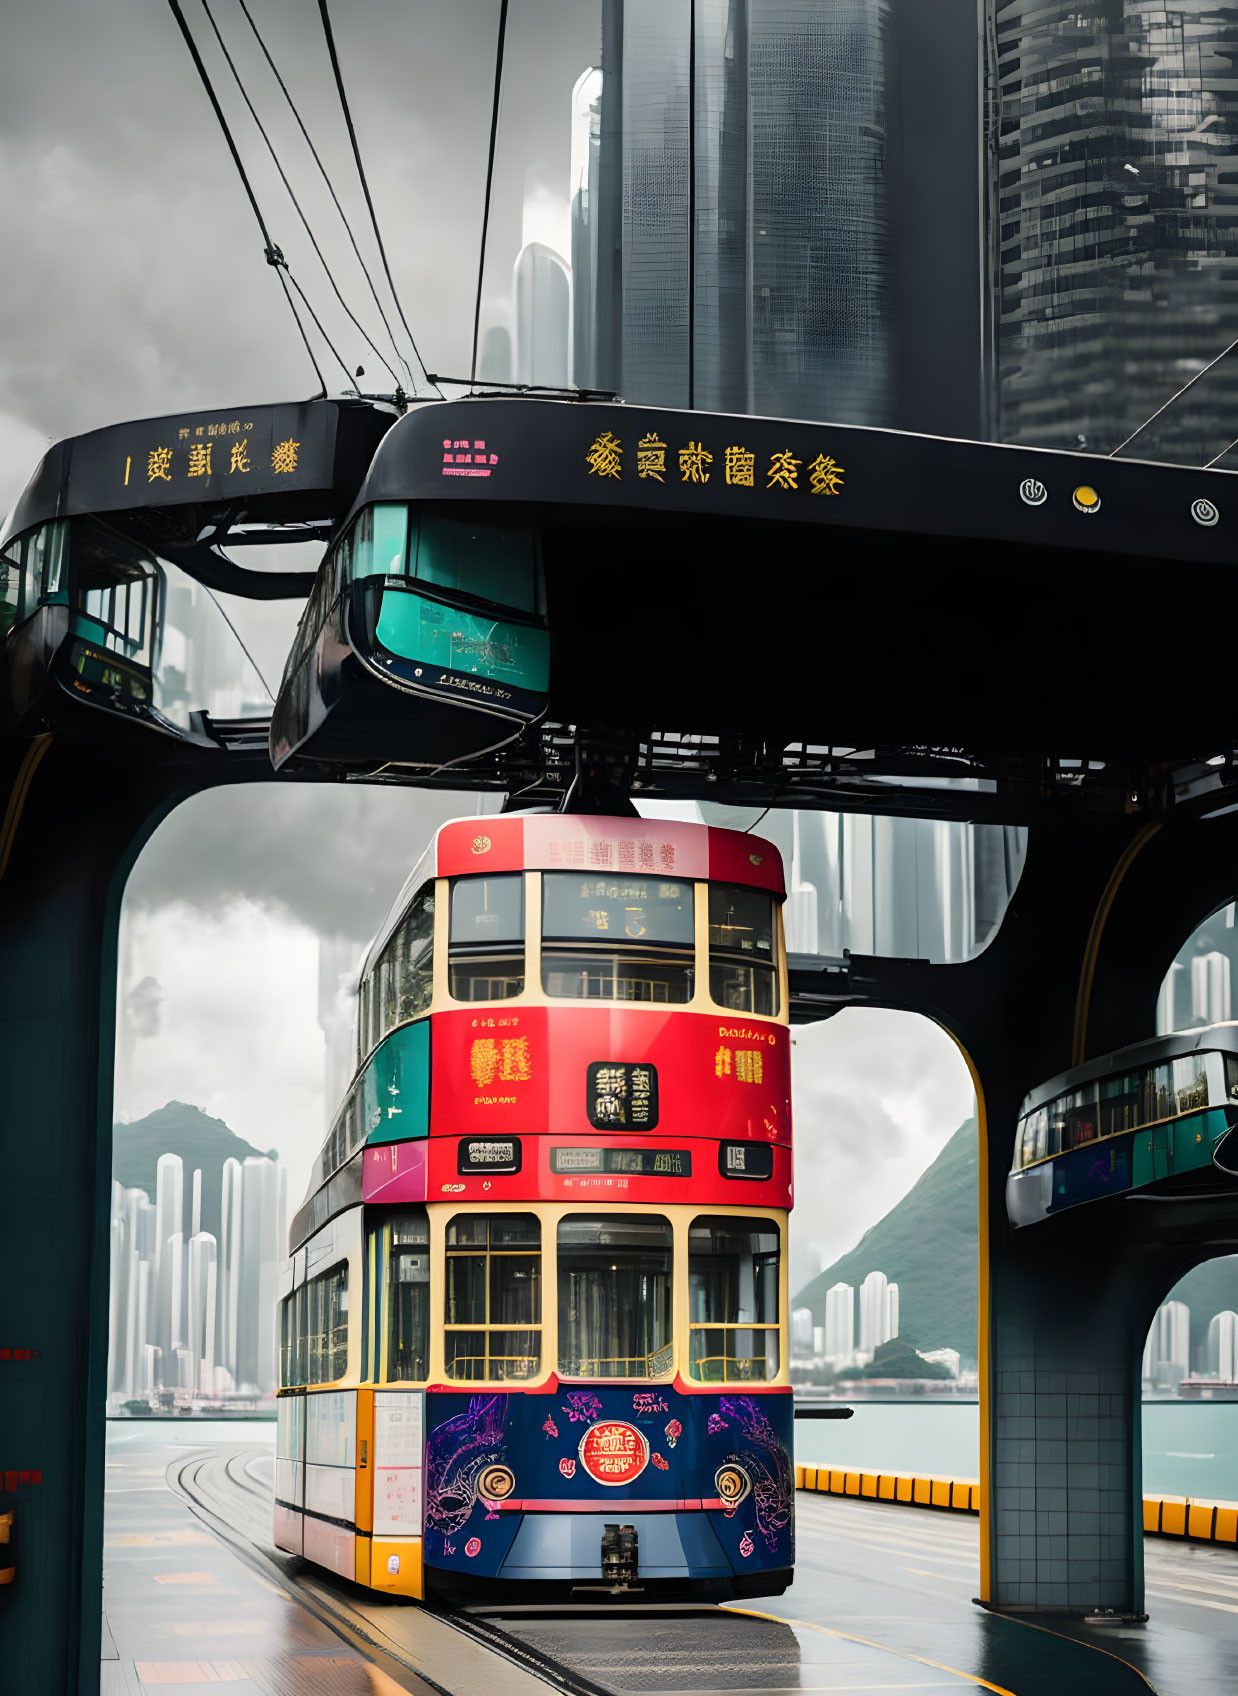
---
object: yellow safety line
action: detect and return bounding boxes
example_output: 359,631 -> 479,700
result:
0,731 -> 53,881
726,1605 -> 1017,1696
994,1612 -> 1160,1693
1072,822 -> 1161,1066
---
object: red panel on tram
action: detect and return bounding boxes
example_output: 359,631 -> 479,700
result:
435,815 -> 526,877
429,1007 -> 791,1145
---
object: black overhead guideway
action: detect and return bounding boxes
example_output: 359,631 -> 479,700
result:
4,392 -> 1238,1690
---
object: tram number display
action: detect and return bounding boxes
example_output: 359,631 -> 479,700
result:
551,1146 -> 690,1177
586,1061 -> 658,1130
457,1137 -> 522,1175
719,1140 -> 775,1180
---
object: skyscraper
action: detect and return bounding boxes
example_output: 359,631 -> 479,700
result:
1208,1310 -> 1238,1380
990,2 -> 1238,463
859,1269 -> 899,1354
824,1281 -> 855,1359
1148,1299 -> 1192,1390
513,242 -> 572,387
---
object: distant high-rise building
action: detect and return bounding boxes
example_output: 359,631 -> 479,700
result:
1148,1299 -> 1192,1391
990,2 -> 1238,464
791,1305 -> 814,1356
1192,952 -> 1231,1027
218,1156 -> 243,1382
859,1269 -> 898,1354
514,242 -> 571,388
1208,1311 -> 1238,1380
824,1281 -> 854,1360
187,1232 -> 218,1394
237,1155 -> 280,1393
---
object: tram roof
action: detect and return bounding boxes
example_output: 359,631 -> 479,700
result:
1021,1023 -> 1238,1116
361,811 -> 785,977
348,394 -> 1235,571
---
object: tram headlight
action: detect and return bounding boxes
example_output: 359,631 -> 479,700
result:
478,1463 -> 516,1502
715,1464 -> 751,1506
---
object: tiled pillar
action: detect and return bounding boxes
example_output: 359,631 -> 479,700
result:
988,1270 -> 1144,1614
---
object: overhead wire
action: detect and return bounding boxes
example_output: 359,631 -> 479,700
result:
1109,331 -> 1238,457
232,0 -> 416,393
471,0 -> 511,385
317,0 -> 438,393
198,0 -> 403,391
163,0 -> 327,396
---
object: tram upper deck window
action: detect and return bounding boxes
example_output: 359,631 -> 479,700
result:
444,1212 -> 540,1382
280,1287 -> 305,1388
358,885 -> 434,1061
387,1209 -> 430,1382
709,885 -> 778,1015
449,873 -> 524,1002
541,873 -> 694,1003
557,1215 -> 673,1379
688,1216 -> 780,1383
306,1262 -> 348,1383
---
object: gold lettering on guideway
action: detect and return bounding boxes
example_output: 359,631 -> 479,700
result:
187,442 -> 212,478
147,446 -> 173,483
230,439 -> 250,474
637,433 -> 666,481
725,446 -> 755,486
586,431 -> 623,478
271,437 -> 300,474
767,450 -> 800,491
680,441 -> 712,483
809,453 -> 845,495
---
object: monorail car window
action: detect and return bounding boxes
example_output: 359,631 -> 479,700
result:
411,513 -> 541,614
557,1214 -> 673,1379
541,873 -> 694,1004
444,1213 -> 541,1381
358,885 -> 434,1060
1,521 -> 68,633
388,1210 -> 430,1382
708,885 -> 778,1015
688,1216 -> 780,1382
1017,1050 -> 1227,1168
449,873 -> 525,1002
306,1262 -> 348,1383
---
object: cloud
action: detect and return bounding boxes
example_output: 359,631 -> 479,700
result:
125,975 -> 163,1038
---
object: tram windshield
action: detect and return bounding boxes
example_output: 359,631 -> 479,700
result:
449,873 -> 525,1002
558,1214 -> 673,1379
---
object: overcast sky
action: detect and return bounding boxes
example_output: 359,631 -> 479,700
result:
2,0 -> 976,1294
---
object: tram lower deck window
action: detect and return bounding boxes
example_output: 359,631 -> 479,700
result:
688,1216 -> 779,1383
388,1209 -> 430,1382
444,1213 -> 541,1381
558,1215 -> 673,1379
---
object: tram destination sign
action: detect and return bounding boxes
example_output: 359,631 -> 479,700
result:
719,1141 -> 775,1180
551,1147 -> 691,1177
458,1137 -> 521,1175
586,1061 -> 658,1130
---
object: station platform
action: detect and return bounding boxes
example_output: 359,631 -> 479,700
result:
102,1428 -> 1237,1695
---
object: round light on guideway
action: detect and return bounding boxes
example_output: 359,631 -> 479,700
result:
1072,485 -> 1101,514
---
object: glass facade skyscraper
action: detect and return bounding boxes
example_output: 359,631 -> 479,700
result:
576,0 -> 891,424
992,1 -> 1238,462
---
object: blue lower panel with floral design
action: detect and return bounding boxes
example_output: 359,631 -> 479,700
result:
422,1385 -> 794,1593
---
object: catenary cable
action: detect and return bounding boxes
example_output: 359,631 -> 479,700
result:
198,0 -> 404,391
1110,331 -> 1238,457
317,0 -> 437,392
471,0 -> 511,384
233,0 -> 416,392
163,0 -> 327,396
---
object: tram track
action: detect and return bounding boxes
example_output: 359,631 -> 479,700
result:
167,1445 -> 616,1696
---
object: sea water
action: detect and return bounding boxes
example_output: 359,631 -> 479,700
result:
793,1402 -> 1238,1500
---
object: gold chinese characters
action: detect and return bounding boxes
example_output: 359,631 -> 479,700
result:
586,431 -> 844,495
131,426 -> 301,486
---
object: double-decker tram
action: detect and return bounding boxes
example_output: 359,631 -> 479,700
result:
1007,1025 -> 1238,1226
275,812 -> 795,1601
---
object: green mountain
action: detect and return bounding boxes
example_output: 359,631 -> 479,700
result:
794,1114 -> 1238,1373
794,1117 -> 980,1366
112,1101 -> 273,1248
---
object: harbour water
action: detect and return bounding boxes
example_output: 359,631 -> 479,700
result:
793,1401 -> 1238,1500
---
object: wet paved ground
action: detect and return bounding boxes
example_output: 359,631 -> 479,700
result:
104,1428 -> 1238,1696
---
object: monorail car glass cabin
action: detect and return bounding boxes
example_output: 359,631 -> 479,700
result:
275,814 -> 795,1602
269,498 -> 549,772
1007,1024 -> 1238,1226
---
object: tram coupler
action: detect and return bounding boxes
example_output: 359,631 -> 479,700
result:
600,1522 -> 639,1587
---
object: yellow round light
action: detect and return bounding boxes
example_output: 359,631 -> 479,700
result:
1074,486 -> 1098,507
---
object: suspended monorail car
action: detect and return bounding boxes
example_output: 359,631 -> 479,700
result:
1008,1024 -> 1238,1226
275,812 -> 795,1600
